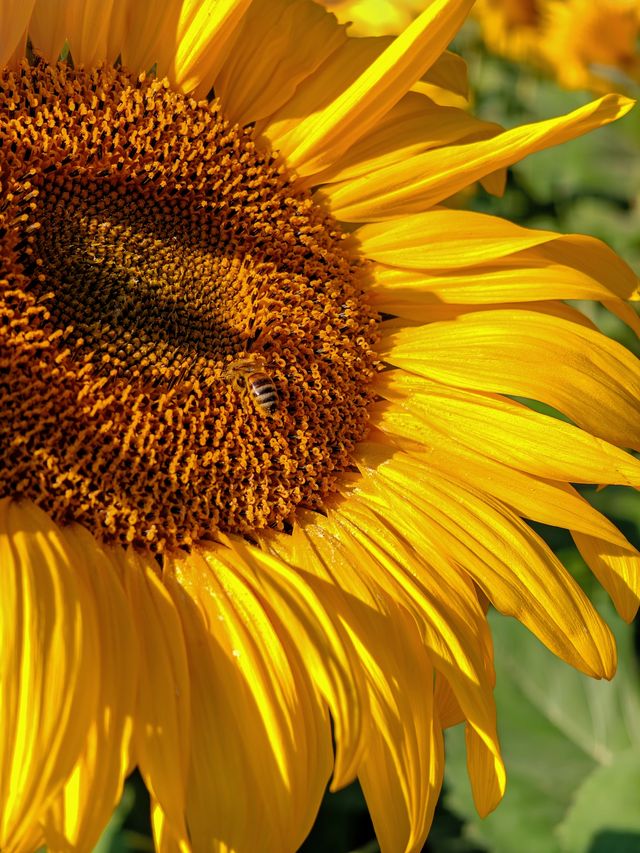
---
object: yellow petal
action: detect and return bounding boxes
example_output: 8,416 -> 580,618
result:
573,531 -> 640,623
381,309 -> 640,450
325,94 -> 633,219
466,725 -> 504,818
29,0 -> 119,66
219,535 -> 367,788
369,277 -> 636,333
537,234 -> 640,299
41,528 -> 138,853
357,208 -> 561,268
264,512 -> 410,717
434,672 -> 464,729
367,231 -> 640,308
360,212 -> 640,307
351,450 -> 617,679
603,298 -> 640,337
119,549 -> 191,849
415,48 -> 469,102
114,0 -> 249,82
215,0 -> 346,126
151,800 -> 191,853
328,499 -> 496,686
0,0 -> 36,66
372,371 -> 640,486
375,295 -> 596,327
277,0 -> 475,178
326,497 -> 505,817
261,34 -> 390,145
0,500 -> 99,850
357,604 -> 444,853
312,91 -> 501,185
262,35 -> 469,142
270,510 -> 501,824
165,546 -> 333,852
115,0 -> 185,76
168,0 -> 252,97
363,432 -> 635,562
274,510 -> 485,848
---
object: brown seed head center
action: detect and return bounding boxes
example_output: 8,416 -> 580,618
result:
0,61 -> 378,551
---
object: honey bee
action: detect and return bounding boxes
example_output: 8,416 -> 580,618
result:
225,355 -> 279,416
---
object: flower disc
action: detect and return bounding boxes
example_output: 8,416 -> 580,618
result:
0,61 -> 378,551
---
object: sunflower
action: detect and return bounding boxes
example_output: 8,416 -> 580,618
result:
541,0 -> 640,93
472,0 -> 640,94
2,0 -> 640,851
471,0 -> 545,65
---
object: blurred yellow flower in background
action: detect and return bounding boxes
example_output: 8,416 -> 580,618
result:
2,1 -> 640,851
472,0 -> 543,64
473,0 -> 640,93
542,0 -> 640,93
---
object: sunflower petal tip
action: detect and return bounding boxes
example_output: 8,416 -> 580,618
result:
610,93 -> 636,115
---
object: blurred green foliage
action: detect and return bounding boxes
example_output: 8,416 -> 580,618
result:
96,30 -> 640,853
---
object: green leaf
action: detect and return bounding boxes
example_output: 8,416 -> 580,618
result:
557,749 -> 640,853
93,784 -> 136,853
444,597 -> 640,853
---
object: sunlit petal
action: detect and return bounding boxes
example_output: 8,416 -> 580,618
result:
352,447 -> 617,678
381,309 -> 640,449
278,0 -> 475,177
325,95 -> 633,219
0,501 -> 99,850
165,546 -> 333,852
41,529 -> 138,853
373,371 -> 640,486
119,549 -> 191,848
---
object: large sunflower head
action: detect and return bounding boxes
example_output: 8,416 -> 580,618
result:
2,1 -> 640,851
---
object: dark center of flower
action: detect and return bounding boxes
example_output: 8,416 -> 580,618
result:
502,0 -> 539,27
0,60 -> 378,552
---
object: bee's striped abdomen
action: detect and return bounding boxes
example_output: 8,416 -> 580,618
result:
248,372 -> 279,415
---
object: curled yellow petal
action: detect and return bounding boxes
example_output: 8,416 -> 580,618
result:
573,531 -> 640,623
326,94 -> 633,219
